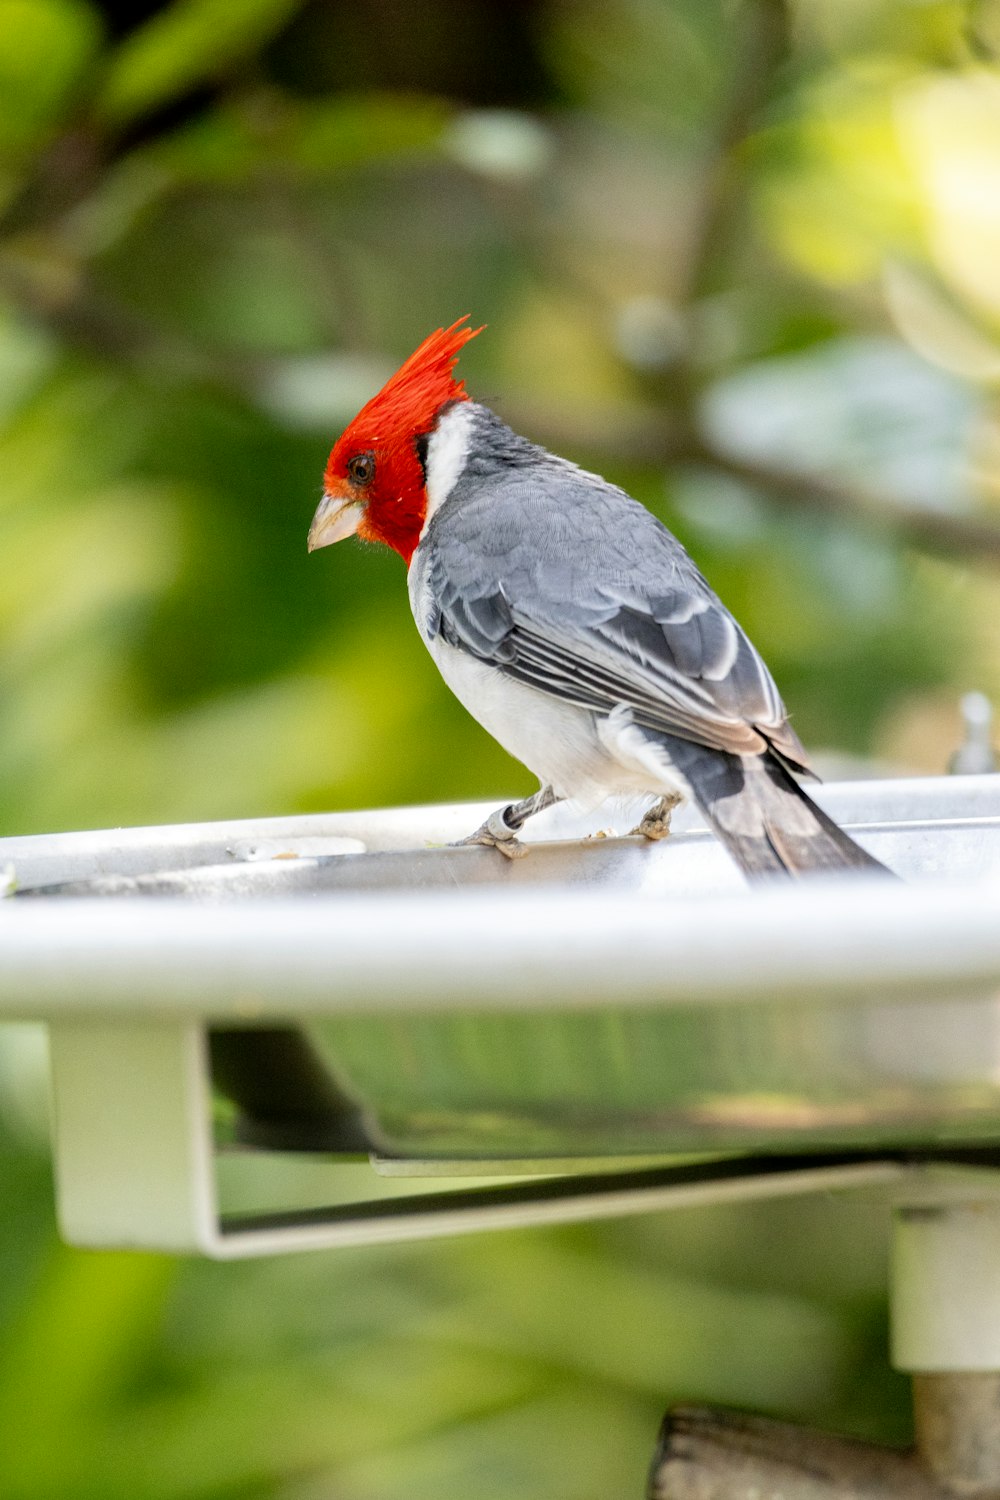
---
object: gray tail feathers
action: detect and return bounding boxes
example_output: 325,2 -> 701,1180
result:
661,737 -> 890,879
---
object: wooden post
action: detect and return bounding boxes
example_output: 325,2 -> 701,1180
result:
649,1406 -> 949,1500
913,1373 -> 1000,1498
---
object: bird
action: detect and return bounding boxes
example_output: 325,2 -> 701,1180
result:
308,317 -> 886,879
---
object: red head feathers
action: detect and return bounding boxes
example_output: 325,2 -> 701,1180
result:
312,317 -> 484,565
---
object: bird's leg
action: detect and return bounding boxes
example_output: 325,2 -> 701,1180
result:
454,785 -> 562,860
631,792 -> 683,842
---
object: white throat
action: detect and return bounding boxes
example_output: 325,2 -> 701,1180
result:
420,401 -> 473,540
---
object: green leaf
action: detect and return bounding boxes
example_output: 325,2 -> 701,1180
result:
149,91 -> 450,184
0,0 -> 101,157
290,93 -> 449,173
96,0 -> 305,129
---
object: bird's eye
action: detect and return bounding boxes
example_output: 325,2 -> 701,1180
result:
347,452 -> 375,487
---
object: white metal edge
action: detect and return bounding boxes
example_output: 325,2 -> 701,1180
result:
892,1200 -> 1000,1371
3,875 -> 1000,1021
48,1020 -> 219,1253
0,774 -> 996,870
206,1160 -> 907,1259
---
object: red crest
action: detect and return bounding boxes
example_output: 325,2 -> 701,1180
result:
323,317 -> 484,563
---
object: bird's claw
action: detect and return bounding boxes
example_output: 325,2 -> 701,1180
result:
631,794 -> 682,842
633,813 -> 671,841
453,809 -> 529,860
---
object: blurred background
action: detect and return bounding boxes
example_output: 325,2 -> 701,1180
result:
2,0 -> 1000,1493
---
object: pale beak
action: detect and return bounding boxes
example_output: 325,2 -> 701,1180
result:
307,487 -> 365,551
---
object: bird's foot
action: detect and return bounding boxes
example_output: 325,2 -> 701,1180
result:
631,793 -> 682,842
452,808 -> 529,860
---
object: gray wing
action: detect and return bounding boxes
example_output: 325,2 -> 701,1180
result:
421,464 -> 810,767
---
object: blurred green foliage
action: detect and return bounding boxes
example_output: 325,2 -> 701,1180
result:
2,0 -> 1000,1494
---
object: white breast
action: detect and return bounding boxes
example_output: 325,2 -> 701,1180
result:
428,635 -> 612,803
420,632 -> 690,811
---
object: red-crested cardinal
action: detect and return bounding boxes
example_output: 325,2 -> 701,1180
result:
308,318 -> 886,877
